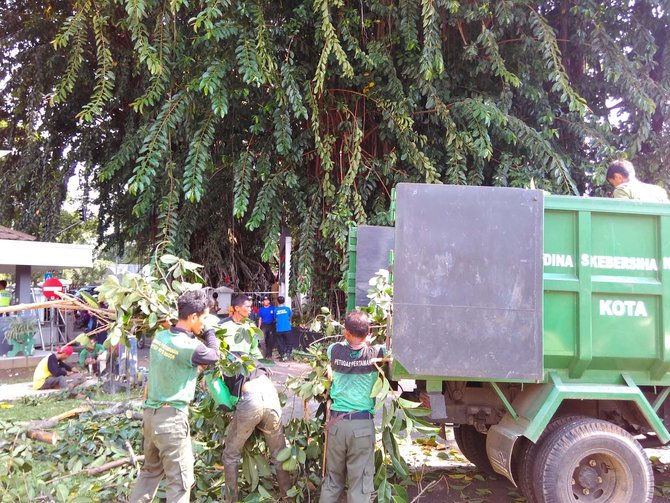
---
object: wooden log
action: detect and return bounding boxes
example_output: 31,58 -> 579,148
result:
27,405 -> 91,431
27,430 -> 57,444
49,405 -> 91,422
85,455 -> 145,476
0,301 -> 72,314
46,454 -> 146,483
88,402 -> 133,418
0,298 -> 114,319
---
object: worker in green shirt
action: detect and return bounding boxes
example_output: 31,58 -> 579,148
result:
606,160 -> 669,202
0,280 -> 12,312
79,336 -> 106,374
220,294 -> 292,503
320,310 -> 386,503
128,289 -> 220,503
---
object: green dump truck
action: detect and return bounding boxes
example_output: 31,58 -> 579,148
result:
348,183 -> 670,503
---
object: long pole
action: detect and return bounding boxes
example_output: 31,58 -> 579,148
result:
285,236 -> 292,309
49,306 -> 55,351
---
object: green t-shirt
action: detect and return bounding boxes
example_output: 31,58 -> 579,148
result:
79,343 -> 105,367
613,180 -> 669,202
328,342 -> 385,413
0,289 -> 11,307
145,328 -> 200,412
219,318 -> 263,359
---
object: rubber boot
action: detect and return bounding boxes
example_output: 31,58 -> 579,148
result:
223,464 -> 239,503
275,466 -> 292,499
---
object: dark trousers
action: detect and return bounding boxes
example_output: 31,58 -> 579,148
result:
221,376 -> 290,502
129,407 -> 194,503
41,376 -> 67,389
276,330 -> 291,358
261,323 -> 275,358
320,417 -> 375,503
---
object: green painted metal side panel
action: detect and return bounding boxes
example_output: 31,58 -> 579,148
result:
355,193 -> 670,386
543,196 -> 670,385
351,191 -> 670,446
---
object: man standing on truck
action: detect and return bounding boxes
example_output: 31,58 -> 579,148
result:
320,310 -> 386,503
606,160 -> 668,202
128,289 -> 220,503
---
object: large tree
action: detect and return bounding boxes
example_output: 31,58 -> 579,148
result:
1,0 -> 669,308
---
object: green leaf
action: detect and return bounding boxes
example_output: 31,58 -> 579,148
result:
276,447 -> 292,462
55,484 -> 69,502
159,254 -> 179,265
370,376 -> 383,398
89,455 -> 107,468
398,397 -> 421,409
281,457 -> 298,471
79,291 -> 99,308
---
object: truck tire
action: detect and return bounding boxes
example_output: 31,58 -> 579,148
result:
533,418 -> 653,503
514,415 -> 585,503
453,425 -> 494,474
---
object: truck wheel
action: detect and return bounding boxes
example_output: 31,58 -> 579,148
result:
514,415 -> 585,503
533,418 -> 653,503
453,425 -> 494,474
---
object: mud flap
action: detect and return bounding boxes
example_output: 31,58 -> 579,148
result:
427,392 -> 447,421
486,416 -> 527,486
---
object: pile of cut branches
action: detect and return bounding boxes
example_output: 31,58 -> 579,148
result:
0,261 -> 439,502
0,398 -> 145,502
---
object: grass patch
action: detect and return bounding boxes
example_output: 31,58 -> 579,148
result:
1,396 -> 85,422
0,389 -> 142,422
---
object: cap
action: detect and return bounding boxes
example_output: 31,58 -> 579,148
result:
262,295 -> 270,300
58,346 -> 74,357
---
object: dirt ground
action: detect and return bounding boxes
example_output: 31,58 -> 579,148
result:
401,436 -> 670,502
2,348 -> 670,502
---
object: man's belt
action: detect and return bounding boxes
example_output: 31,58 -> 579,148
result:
331,410 -> 373,420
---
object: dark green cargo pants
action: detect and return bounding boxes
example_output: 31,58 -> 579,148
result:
221,375 -> 291,502
320,417 -> 375,503
128,406 -> 194,503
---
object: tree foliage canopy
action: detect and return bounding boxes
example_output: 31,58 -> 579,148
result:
1,0 -> 669,305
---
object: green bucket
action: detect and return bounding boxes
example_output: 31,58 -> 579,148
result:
205,374 -> 238,412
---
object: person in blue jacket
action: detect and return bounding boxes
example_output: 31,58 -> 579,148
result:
257,295 -> 275,358
274,296 -> 292,361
